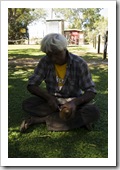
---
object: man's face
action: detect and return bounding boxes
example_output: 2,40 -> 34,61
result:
47,49 -> 67,65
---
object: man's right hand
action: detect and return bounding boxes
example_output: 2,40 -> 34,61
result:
47,96 -> 59,112
27,85 -> 59,112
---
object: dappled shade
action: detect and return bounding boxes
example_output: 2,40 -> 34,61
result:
8,45 -> 108,158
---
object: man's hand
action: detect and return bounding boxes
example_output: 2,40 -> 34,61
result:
27,85 -> 59,112
59,100 -> 77,121
47,96 -> 59,112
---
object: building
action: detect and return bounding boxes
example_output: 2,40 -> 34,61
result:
46,19 -> 64,35
28,20 -> 84,45
64,29 -> 84,45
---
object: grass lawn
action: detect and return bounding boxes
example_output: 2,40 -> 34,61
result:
8,45 -> 108,158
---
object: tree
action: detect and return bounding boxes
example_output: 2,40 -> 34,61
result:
83,16 -> 108,43
53,8 -> 104,43
8,8 -> 47,44
81,8 -> 101,31
53,8 -> 102,30
94,16 -> 108,35
53,8 -> 83,29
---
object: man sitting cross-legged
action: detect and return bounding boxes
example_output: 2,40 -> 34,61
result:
20,33 -> 100,132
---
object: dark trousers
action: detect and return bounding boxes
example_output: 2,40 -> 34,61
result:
22,96 -> 100,131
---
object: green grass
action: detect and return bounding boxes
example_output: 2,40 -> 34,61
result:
8,45 -> 108,158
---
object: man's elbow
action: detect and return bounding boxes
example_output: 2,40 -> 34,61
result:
27,84 -> 36,93
86,91 -> 96,100
90,91 -> 96,100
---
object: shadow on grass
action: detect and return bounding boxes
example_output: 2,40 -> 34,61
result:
8,121 -> 107,158
8,48 -> 41,54
8,54 -> 43,60
83,52 -> 108,63
8,69 -> 108,158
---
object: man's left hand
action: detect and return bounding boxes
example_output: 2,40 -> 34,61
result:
59,100 -> 77,120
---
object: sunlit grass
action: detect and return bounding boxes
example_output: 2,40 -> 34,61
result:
8,45 -> 108,158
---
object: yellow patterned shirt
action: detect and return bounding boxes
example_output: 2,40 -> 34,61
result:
55,63 -> 67,90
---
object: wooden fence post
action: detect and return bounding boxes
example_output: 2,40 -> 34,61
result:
93,37 -> 94,47
95,36 -> 96,49
93,36 -> 96,49
97,34 -> 100,54
103,31 -> 108,60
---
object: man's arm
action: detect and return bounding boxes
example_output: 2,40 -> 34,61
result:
27,85 -> 51,100
73,91 -> 96,106
27,85 -> 59,111
60,91 -> 96,115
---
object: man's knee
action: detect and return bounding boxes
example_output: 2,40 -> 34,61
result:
22,96 -> 45,112
82,104 -> 100,115
79,104 -> 100,123
22,98 -> 31,112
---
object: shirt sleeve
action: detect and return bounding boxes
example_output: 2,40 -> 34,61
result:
28,57 -> 46,86
79,60 -> 96,93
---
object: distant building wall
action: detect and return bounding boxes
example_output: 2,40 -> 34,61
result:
64,29 -> 84,45
46,19 -> 64,35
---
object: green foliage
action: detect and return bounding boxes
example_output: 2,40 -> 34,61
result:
53,8 -> 83,29
81,8 -> 101,30
85,16 -> 108,43
53,8 -> 108,43
8,45 -> 108,158
53,8 -> 102,30
8,8 -> 47,43
94,16 -> 108,35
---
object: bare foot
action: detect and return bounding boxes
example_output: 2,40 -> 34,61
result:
20,116 -> 47,133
